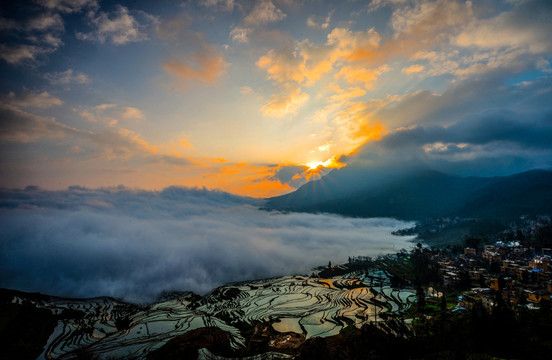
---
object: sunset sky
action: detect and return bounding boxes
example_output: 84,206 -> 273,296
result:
1,0 -> 551,197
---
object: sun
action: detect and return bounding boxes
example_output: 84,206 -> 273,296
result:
306,161 -> 324,170
305,157 -> 346,171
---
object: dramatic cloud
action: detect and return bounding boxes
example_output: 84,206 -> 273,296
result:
0,102 -> 76,142
76,5 -> 151,45
0,187 -> 414,302
37,0 -> 98,14
157,14 -> 228,89
1,0 -> 551,196
199,0 -> 235,12
335,64 -> 390,89
391,0 -> 472,37
0,96 -> 194,173
455,0 -> 552,54
0,44 -> 47,65
0,9 -> 64,65
244,0 -> 286,26
164,46 -> 228,86
44,69 -> 91,85
25,12 -> 64,32
260,85 -> 309,118
402,64 -> 424,74
366,0 -> 408,13
230,0 -> 286,43
82,127 -> 159,159
375,74 -> 552,130
1,90 -> 63,108
347,91 -> 552,176
77,103 -> 144,126
306,13 -> 331,30
269,164 -> 334,189
256,26 -> 382,117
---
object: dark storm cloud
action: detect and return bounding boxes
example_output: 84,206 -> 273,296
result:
271,165 -> 306,184
351,110 -> 552,176
271,165 -> 333,189
0,186 -> 413,303
378,75 -> 552,129
348,74 -> 552,176
376,110 -> 552,152
446,112 -> 552,149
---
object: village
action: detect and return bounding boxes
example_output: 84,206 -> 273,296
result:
426,215 -> 552,312
439,243 -> 551,311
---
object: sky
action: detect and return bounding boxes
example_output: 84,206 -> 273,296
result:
1,0 -> 551,198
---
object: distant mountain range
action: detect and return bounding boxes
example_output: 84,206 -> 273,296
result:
266,166 -> 552,220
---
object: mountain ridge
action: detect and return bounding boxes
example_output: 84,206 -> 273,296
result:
266,168 -> 552,220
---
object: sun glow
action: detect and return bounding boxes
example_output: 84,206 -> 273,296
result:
305,157 -> 346,170
306,161 -> 325,170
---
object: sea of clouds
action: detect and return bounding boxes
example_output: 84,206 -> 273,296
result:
0,186 -> 415,303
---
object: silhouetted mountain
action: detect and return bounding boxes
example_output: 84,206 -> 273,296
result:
266,167 -> 552,220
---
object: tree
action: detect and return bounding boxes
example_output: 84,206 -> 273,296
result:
497,274 -> 506,291
416,286 -> 426,312
440,292 -> 447,314
536,225 -> 552,249
456,271 -> 472,290
465,237 -> 482,250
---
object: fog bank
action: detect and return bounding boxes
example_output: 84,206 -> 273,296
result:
0,186 -> 415,302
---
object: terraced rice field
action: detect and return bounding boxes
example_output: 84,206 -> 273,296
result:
12,274 -> 415,359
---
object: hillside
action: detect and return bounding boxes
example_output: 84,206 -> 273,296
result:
266,168 -> 552,220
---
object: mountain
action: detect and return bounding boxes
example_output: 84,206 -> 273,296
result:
266,167 -> 552,220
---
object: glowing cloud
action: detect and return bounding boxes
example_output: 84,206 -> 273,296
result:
164,47 -> 227,86
402,64 -> 424,74
261,86 -> 309,118
335,64 -> 390,89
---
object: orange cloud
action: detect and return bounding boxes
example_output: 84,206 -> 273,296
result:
333,101 -> 387,148
121,106 -> 144,120
327,27 -> 380,59
77,104 -> 146,126
327,86 -> 366,103
238,179 -> 292,198
335,64 -> 390,89
256,26 -> 383,117
257,45 -> 305,84
261,85 -> 309,118
201,161 -> 293,198
304,156 -> 345,178
258,27 -> 382,88
164,46 -> 227,86
179,139 -> 191,147
84,127 -> 159,160
391,0 -> 472,37
402,64 -> 424,74
346,0 -> 473,66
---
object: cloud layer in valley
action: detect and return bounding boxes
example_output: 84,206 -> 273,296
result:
0,186 -> 414,303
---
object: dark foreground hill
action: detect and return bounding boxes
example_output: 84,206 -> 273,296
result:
266,167 -> 552,220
